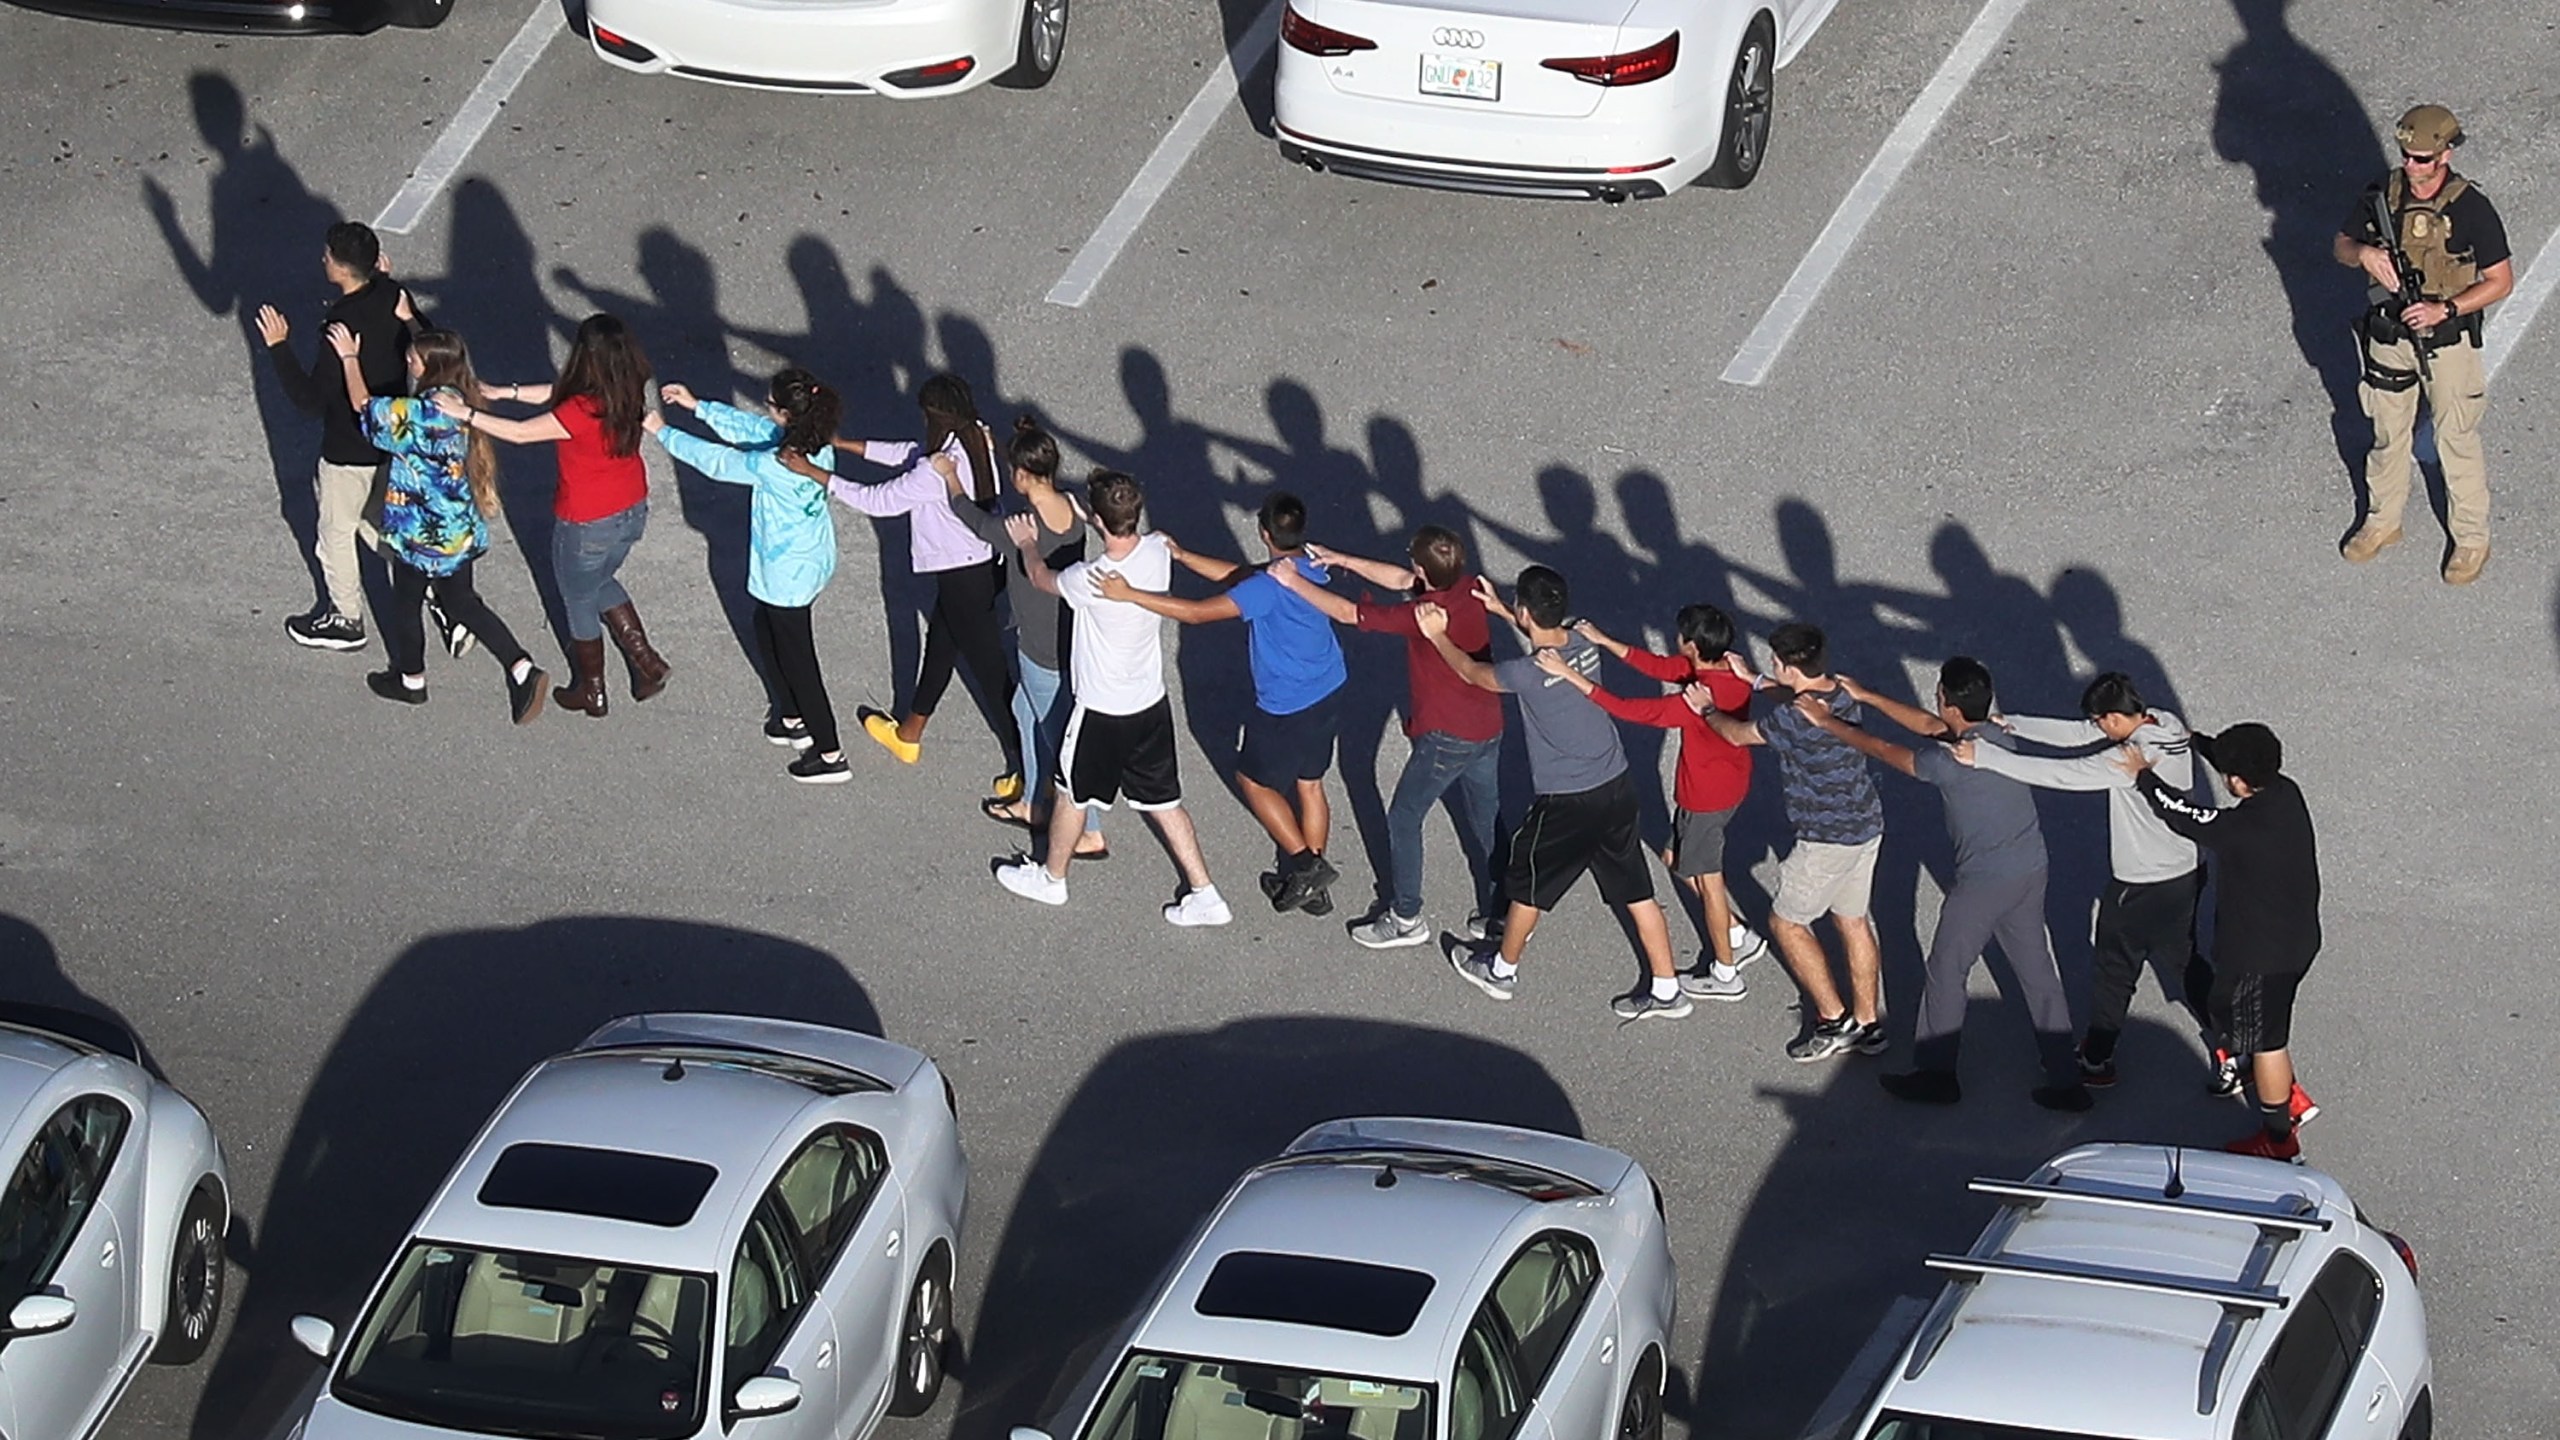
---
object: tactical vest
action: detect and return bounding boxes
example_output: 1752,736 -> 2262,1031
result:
2386,170 -> 2478,300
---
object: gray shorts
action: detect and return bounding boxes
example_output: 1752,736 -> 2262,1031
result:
1671,806 -> 1736,880
1773,836 -> 1882,925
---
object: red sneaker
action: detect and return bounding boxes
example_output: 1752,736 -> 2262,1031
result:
2224,1128 -> 2302,1162
2289,1082 -> 2320,1129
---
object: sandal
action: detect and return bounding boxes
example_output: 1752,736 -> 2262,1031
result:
981,797 -> 1033,829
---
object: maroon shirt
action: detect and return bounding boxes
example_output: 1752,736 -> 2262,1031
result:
1355,578 -> 1505,744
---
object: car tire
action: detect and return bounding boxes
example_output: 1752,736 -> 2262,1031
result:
1617,1350 -> 1664,1440
994,0 -> 1067,89
150,1186 -> 225,1366
1698,13 -> 1774,189
888,1248 -> 955,1417
2399,1389 -> 2432,1440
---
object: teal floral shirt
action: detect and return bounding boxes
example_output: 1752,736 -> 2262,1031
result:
361,389 -> 487,577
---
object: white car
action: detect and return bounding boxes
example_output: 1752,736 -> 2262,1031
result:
1848,1142 -> 2432,1440
1019,1118 -> 1678,1440
0,1004 -> 229,1440
585,0 -> 1066,94
288,1013 -> 968,1440
1274,0 -> 1837,200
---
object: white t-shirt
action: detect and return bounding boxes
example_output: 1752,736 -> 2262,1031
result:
1056,534 -> 1172,715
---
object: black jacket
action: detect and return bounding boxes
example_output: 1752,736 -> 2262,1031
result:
2134,769 -> 2321,976
265,274 -> 412,466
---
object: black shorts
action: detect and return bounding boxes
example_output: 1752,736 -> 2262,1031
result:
2213,970 -> 2304,1055
1506,772 -> 1655,912
1237,692 -> 1341,790
1060,699 -> 1182,811
1671,805 -> 1736,879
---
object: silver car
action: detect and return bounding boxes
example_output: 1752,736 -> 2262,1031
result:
0,1004 -> 229,1440
287,1013 -> 968,1440
1018,1118 -> 1677,1440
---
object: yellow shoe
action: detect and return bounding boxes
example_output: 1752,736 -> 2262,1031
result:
2340,522 -> 2402,564
991,771 -> 1024,803
2443,543 -> 2489,586
863,711 -> 921,763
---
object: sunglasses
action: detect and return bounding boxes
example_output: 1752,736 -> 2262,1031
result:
2401,150 -> 2444,165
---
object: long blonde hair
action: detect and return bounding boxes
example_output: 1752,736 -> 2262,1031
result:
411,329 -> 500,518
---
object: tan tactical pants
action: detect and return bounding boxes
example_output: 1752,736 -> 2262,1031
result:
2360,334 -> 2489,547
314,460 -> 381,620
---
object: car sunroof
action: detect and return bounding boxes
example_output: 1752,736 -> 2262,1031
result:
477,1142 -> 719,1227
1195,1251 -> 1437,1336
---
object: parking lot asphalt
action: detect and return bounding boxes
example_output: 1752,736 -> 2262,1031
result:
3,0 -> 2556,1436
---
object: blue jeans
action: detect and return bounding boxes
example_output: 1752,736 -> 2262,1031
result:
553,501 -> 647,640
1013,655 -> 1101,832
1385,731 -> 1500,921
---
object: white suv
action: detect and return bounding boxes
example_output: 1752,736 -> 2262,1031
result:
1848,1142 -> 2431,1440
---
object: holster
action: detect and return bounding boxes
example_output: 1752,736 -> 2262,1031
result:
2357,310 -> 2425,392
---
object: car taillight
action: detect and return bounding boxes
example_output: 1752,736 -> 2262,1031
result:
1542,31 -> 1678,86
1282,5 -> 1376,57
883,55 -> 976,86
2385,1230 -> 2418,1277
591,24 -> 657,61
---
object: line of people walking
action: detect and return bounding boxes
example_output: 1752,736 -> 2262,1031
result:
255,220 -> 2324,1161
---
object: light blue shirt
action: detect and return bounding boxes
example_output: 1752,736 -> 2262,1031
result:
653,401 -> 837,608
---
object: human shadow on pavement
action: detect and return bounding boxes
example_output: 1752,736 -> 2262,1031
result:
142,71 -> 347,617
2212,0 -> 2386,502
0,913 -> 165,1081
949,1018 -> 1582,1440
185,917 -> 880,1440
1685,1012 -> 2240,1440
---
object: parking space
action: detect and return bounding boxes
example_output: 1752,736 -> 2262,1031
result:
3,0 -> 2558,1436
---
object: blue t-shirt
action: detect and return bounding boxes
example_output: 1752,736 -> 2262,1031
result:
1227,557 -> 1347,716
1754,685 -> 1885,845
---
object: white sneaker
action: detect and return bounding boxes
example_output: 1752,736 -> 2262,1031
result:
1164,886 -> 1232,927
1729,923 -> 1771,969
996,860 -> 1068,906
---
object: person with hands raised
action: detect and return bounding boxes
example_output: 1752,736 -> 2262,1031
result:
322,321 -> 548,724
1420,569 -> 1689,1022
644,371 -> 849,783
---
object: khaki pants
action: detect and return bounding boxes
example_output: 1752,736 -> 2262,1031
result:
313,460 -> 380,619
2359,333 -> 2489,547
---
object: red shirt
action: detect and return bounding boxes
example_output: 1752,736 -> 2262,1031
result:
1355,579 -> 1504,743
552,396 -> 649,523
1590,650 -> 1753,813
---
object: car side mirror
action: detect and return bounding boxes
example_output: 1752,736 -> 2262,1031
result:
3,1293 -> 76,1337
291,1315 -> 339,1359
734,1376 -> 803,1417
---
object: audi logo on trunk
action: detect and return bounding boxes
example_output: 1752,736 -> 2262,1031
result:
1431,26 -> 1484,47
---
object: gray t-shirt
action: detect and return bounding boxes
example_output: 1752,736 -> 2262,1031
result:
1494,639 -> 1626,796
1910,727 -> 2045,880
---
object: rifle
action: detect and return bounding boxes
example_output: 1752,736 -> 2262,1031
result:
2366,187 -> 2433,381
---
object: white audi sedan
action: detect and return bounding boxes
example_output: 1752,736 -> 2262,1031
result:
286,1013 -> 968,1440
1017,1118 -> 1677,1440
584,0 -> 1066,94
1274,0 -> 1837,199
0,1004 -> 229,1440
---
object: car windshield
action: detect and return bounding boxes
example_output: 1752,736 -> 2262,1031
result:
335,1242 -> 713,1440
1863,1414 -> 2124,1440
1081,1352 -> 1434,1440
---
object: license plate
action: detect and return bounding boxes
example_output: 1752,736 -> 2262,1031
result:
1418,52 -> 1500,101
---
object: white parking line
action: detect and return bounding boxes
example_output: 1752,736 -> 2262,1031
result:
375,0 -> 567,235
2482,224 -> 2560,382
1720,0 -> 2035,386
1044,0 -> 1283,308
1793,1295 -> 1930,1440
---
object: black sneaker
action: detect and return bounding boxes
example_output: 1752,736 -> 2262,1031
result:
508,666 -> 550,725
1879,1070 -> 1962,1104
1786,1014 -> 1861,1063
428,597 -> 476,658
1259,870 -> 1302,913
2077,1044 -> 2119,1089
365,670 -> 427,705
2207,1047 -> 2245,1096
1274,852 -> 1340,913
788,751 -> 852,785
1850,1021 -> 1890,1056
763,716 -> 813,750
289,609 -> 368,651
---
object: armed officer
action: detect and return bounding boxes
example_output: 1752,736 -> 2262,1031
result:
2334,104 -> 2514,586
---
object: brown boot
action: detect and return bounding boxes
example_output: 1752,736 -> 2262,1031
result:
600,602 -> 671,701
2443,543 -> 2489,586
554,637 -> 609,718
2340,521 -> 2402,563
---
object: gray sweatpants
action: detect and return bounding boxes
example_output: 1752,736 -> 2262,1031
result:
1912,866 -> 2079,1086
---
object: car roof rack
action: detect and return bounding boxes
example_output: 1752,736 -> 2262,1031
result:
1900,1169 -> 2331,1415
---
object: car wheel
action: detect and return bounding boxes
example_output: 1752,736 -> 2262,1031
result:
1617,1350 -> 1663,1440
151,1186 -> 225,1366
994,0 -> 1067,89
2398,1389 -> 2432,1440
1699,13 -> 1774,189
888,1250 -> 955,1417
